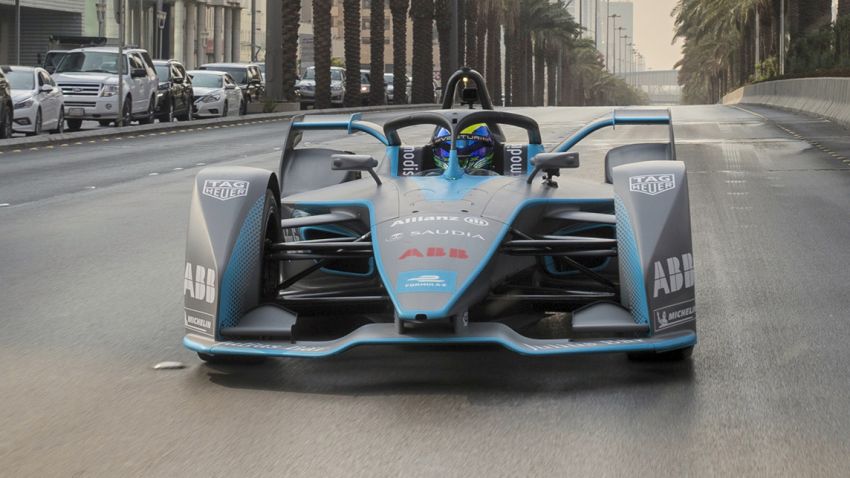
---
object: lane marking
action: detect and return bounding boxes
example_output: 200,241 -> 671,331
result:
149,172 -> 159,176
0,203 -> 10,207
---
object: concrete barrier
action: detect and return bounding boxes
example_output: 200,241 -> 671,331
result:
723,78 -> 850,127
0,103 -> 437,152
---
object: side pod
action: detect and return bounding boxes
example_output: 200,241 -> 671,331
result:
612,160 -> 696,336
183,166 -> 280,340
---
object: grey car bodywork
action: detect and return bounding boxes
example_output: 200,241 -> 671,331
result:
183,70 -> 696,361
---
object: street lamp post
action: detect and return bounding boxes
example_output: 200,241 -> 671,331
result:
96,0 -> 108,38
156,1 -> 167,59
251,0 -> 257,62
608,13 -> 619,73
615,27 -> 625,75
15,0 -> 21,64
594,0 -> 599,49
620,33 -> 629,77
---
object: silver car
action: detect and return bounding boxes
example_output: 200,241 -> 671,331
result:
3,66 -> 64,135
188,70 -> 243,118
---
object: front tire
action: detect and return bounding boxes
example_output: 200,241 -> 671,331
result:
222,101 -> 229,117
137,96 -> 155,124
628,346 -> 694,362
159,99 -> 174,122
197,353 -> 266,365
27,108 -> 42,136
66,118 -> 83,131
0,105 -> 12,138
52,110 -> 65,134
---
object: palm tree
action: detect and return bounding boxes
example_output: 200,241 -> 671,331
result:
369,0 -> 387,105
313,0 -> 333,109
841,0 -> 850,18
281,0 -> 302,102
390,0 -> 409,103
410,0 -> 435,103
484,0 -> 502,104
343,0 -> 361,107
465,5 -> 478,71
434,0 -> 452,90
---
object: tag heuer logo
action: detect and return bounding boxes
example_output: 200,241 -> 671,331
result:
629,174 -> 676,196
202,179 -> 249,201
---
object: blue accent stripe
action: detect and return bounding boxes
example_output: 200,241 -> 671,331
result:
291,117 -> 389,145
184,330 -> 695,358
217,197 -> 265,334
614,195 -> 650,326
553,115 -> 671,153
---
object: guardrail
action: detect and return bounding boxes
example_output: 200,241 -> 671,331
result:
723,78 -> 850,127
0,103 -> 438,152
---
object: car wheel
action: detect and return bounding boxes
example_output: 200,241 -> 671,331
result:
178,99 -> 192,121
137,95 -> 155,125
52,110 -> 65,134
240,99 -> 247,115
66,118 -> 83,131
27,109 -> 42,136
197,352 -> 266,365
1,106 -> 12,138
222,101 -> 229,117
98,120 -> 112,127
627,346 -> 694,362
160,100 -> 174,122
116,97 -> 132,126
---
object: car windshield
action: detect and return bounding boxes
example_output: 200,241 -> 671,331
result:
190,73 -> 223,88
55,51 -> 123,74
44,52 -> 67,69
154,65 -> 170,81
302,68 -> 315,80
331,70 -> 343,81
384,74 -> 394,85
360,72 -> 370,84
204,67 -> 246,84
6,70 -> 34,90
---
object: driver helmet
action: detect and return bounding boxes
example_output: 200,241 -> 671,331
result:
432,123 -> 495,171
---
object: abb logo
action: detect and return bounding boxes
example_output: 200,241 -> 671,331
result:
399,247 -> 468,260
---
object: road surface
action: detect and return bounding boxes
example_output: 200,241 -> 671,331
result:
1,105 -> 849,476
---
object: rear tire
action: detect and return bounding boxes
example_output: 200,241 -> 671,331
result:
137,95 -> 155,124
66,118 -> 83,131
628,346 -> 694,362
197,353 -> 266,365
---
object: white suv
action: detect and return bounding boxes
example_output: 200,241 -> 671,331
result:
52,47 -> 159,130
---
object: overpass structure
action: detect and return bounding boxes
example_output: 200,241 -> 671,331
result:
621,69 -> 681,105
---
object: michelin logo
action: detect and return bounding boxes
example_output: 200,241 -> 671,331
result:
202,179 -> 249,201
397,270 -> 457,293
654,299 -> 696,330
184,309 -> 214,335
629,174 -> 676,196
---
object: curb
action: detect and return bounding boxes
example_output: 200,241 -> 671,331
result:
0,103 -> 437,152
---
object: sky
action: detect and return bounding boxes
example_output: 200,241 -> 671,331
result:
632,0 -> 683,71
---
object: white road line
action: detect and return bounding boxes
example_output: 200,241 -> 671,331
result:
149,172 -> 159,176
0,203 -> 10,207
173,167 -> 183,171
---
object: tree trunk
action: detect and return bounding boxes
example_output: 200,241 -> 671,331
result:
546,52 -> 557,106
533,36 -> 545,106
369,0 -> 387,105
435,0 -> 452,89
465,4 -> 478,70
313,0 -> 332,109
343,0 -> 361,107
390,0 -> 409,104
457,0 -> 466,66
485,5 -> 501,105
281,0 -> 302,102
411,0 -> 435,103
475,0 -> 487,73
503,26 -> 512,106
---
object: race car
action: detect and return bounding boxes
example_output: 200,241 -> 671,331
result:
182,68 -> 696,364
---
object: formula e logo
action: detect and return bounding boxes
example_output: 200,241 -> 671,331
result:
399,247 -> 468,260
202,179 -> 249,201
652,253 -> 694,298
184,262 -> 216,303
397,270 -> 457,293
629,174 -> 676,196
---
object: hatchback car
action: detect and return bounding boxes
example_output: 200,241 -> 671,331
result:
2,65 -> 65,135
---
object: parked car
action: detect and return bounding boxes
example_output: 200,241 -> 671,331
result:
188,70 -> 243,118
0,69 -> 13,139
2,65 -> 65,135
42,50 -> 69,75
198,63 -> 263,115
294,66 -> 345,109
384,73 -> 414,104
52,47 -> 159,130
256,63 -> 266,84
358,70 -> 389,105
153,59 -> 193,122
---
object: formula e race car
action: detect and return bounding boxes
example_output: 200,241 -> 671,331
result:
182,69 -> 696,364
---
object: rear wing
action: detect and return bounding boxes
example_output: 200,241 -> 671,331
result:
552,108 -> 675,160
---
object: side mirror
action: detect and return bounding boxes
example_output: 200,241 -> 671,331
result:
40,84 -> 53,93
130,68 -> 147,78
526,152 -> 580,187
331,154 -> 381,185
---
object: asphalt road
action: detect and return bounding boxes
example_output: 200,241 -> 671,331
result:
1,104 -> 850,477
